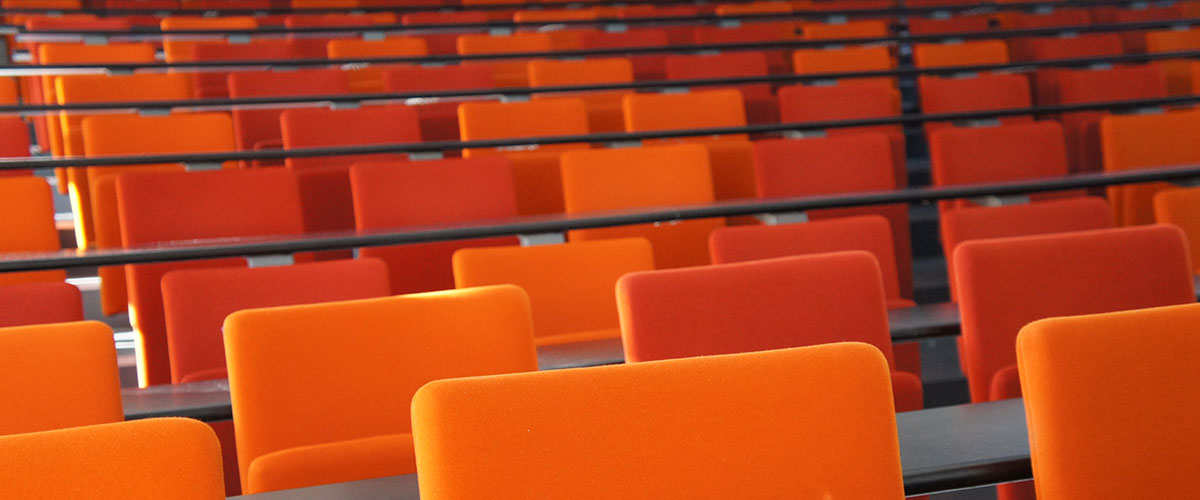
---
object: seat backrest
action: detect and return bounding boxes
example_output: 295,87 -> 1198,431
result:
116,168 -> 305,387
527,58 -> 634,86
955,225 -> 1195,403
908,14 -> 990,35
458,97 -> 590,145
1017,302 -> 1200,500
1006,8 -> 1091,28
1027,33 -> 1124,60
1154,187 -> 1200,272
453,238 -> 655,345
709,216 -> 904,302
187,41 -> 304,98
412,343 -> 905,500
227,69 -> 351,152
280,105 -> 422,170
160,16 -> 258,62
918,73 -> 1032,124
0,176 -> 64,286
327,37 -> 427,58
560,144 -> 722,268
161,258 -> 391,384
350,157 -> 520,295
37,42 -> 156,64
940,197 -> 1115,301
0,418 -> 224,499
622,89 -> 746,133
381,64 -> 495,91
55,73 -> 193,157
792,45 -> 894,87
913,40 -> 1009,68
1055,65 -> 1166,105
0,282 -> 82,328
800,19 -> 889,40
754,134 -> 895,197
778,81 -> 898,123
0,320 -> 121,435
225,285 -> 539,492
456,32 -> 554,54
1101,109 -> 1200,225
929,121 -> 1069,188
618,252 -> 896,364
664,51 -> 769,83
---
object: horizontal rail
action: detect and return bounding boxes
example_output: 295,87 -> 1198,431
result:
2,163 -> 1198,273
0,93 -> 1193,170
4,48 -> 1200,113
9,18 -> 1200,73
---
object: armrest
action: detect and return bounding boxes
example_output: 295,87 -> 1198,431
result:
891,370 -> 924,413
989,364 -> 1022,401
246,433 -> 416,495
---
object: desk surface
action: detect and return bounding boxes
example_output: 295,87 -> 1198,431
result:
122,302 -> 964,422
236,398 -> 1031,499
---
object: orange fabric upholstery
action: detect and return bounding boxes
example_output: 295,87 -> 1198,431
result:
918,73 -> 1032,132
280,105 -> 421,236
0,282 -> 83,328
459,98 -> 590,215
412,343 -> 907,499
161,16 -> 259,62
0,176 -> 65,286
623,89 -> 757,201
801,19 -> 889,40
908,15 -> 990,35
929,121 -> 1071,212
617,253 -> 923,411
455,33 -> 554,87
940,197 -> 1115,301
453,238 -> 655,345
1052,66 -> 1167,173
117,168 -> 306,387
954,225 -> 1195,403
528,58 -> 634,133
664,52 -> 778,124
326,38 -> 428,92
1017,303 -> 1200,500
579,29 -> 670,81
161,259 -> 391,384
82,113 -> 237,317
1101,108 -> 1200,225
691,23 -> 792,73
225,285 -> 538,493
186,41 -> 303,99
1155,187 -> 1200,272
777,82 -> 906,187
0,418 -> 224,499
753,135 -> 914,299
1146,28 -> 1200,95
0,321 -> 121,435
0,117 -> 30,178
913,40 -> 1009,68
792,45 -> 895,88
350,157 -> 520,295
561,144 -> 724,269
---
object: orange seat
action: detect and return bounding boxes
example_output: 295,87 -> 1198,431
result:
940,197 -> 1115,301
326,37 -> 428,92
999,7 -> 1091,29
0,176 -> 65,287
0,282 -> 83,328
617,253 -> 923,412
1052,65 -> 1167,173
184,40 -> 304,99
579,29 -> 671,81
116,168 -> 306,388
623,89 -> 757,202
459,98 -> 590,215
800,19 -> 889,40
0,118 -> 29,178
349,157 -> 520,295
907,14 -> 990,35
1106,6 -> 1184,53
1101,108 -> 1200,225
929,121 -> 1071,212
401,11 -> 489,55
283,13 -> 396,58
913,40 -> 1010,68
381,64 -> 496,142
227,69 -> 351,164
1154,187 -> 1200,272
453,238 -> 655,345
792,45 -> 895,88
0,321 -> 121,435
527,58 -> 634,133
955,225 -> 1194,404
82,113 -> 238,317
0,418 -> 224,499
456,32 -> 555,87
691,24 -> 792,74
561,144 -> 725,269
753,134 -> 914,299
160,16 -> 259,62
280,105 -> 421,236
1145,28 -> 1200,95
918,73 -> 1032,132
715,1 -> 791,15
1017,303 -> 1200,500
161,258 -> 391,384
412,343 -> 906,499
225,285 -> 538,494
664,52 -> 778,124
777,82 -> 906,187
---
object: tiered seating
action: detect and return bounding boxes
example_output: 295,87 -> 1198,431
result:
4,2 -> 1200,499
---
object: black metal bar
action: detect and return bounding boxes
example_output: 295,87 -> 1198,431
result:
4,48 -> 1200,114
2,163 -> 1198,273
0,94 -> 1193,170
0,0 -> 1156,22
10,17 -> 1200,72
